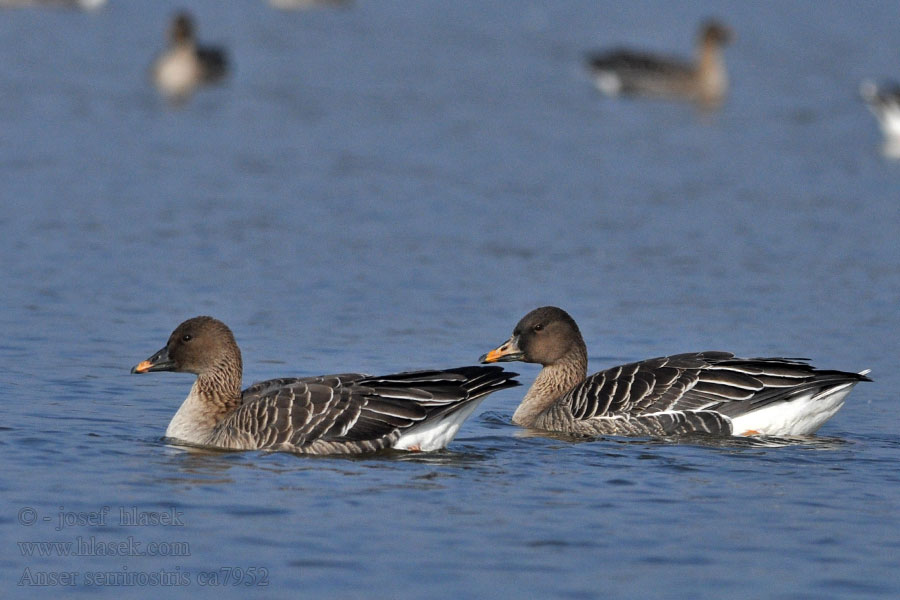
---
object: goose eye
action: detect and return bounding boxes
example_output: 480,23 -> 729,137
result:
533,323 -> 543,332
182,334 -> 193,342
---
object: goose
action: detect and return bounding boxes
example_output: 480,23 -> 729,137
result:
131,316 -> 518,454
860,80 -> 900,141
151,12 -> 228,101
585,19 -> 733,107
480,306 -> 869,437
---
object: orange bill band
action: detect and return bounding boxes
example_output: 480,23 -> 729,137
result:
132,360 -> 154,374
482,347 -> 507,363
479,336 -> 522,363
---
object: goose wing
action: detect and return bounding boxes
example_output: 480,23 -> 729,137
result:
564,352 -> 867,423
216,367 -> 517,453
586,49 -> 693,78
194,43 -> 228,82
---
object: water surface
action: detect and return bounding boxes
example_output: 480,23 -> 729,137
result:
1,1 -> 898,598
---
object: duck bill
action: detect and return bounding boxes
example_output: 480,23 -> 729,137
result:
480,336 -> 525,363
131,346 -> 175,374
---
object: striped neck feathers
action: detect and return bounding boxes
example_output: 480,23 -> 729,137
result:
513,341 -> 588,427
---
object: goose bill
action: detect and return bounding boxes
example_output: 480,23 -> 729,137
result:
131,347 -> 176,374
480,336 -> 524,363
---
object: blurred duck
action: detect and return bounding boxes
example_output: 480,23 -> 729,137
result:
152,12 -> 228,101
131,316 -> 518,454
481,307 -> 869,438
0,0 -> 105,8
586,19 -> 733,107
860,80 -> 900,141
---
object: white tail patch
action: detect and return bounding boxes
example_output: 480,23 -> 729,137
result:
593,72 -> 623,96
393,399 -> 487,452
730,382 -> 859,437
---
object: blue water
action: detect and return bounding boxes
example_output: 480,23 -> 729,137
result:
1,1 -> 898,598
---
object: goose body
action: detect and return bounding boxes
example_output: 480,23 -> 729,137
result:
481,307 -> 869,438
586,20 -> 732,107
152,12 -> 228,101
132,317 -> 518,454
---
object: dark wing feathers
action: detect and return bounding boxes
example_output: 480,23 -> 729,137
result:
586,49 -> 693,77
334,397 -> 426,442
241,373 -> 367,401
196,46 -> 228,82
561,352 -> 869,431
217,366 -> 518,451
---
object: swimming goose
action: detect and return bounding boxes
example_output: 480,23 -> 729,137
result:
585,19 -> 733,107
860,80 -> 900,141
131,316 -> 518,454
480,307 -> 869,437
151,12 -> 228,101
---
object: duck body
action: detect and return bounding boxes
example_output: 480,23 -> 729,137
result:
482,307 -> 869,438
133,317 -> 518,454
586,19 -> 731,107
587,51 -> 695,97
152,12 -> 228,100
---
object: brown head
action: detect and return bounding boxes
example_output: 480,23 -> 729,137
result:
131,316 -> 241,377
480,306 -> 585,367
169,12 -> 196,45
698,19 -> 733,46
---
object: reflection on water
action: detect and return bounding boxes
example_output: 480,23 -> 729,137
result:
511,426 -> 854,451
